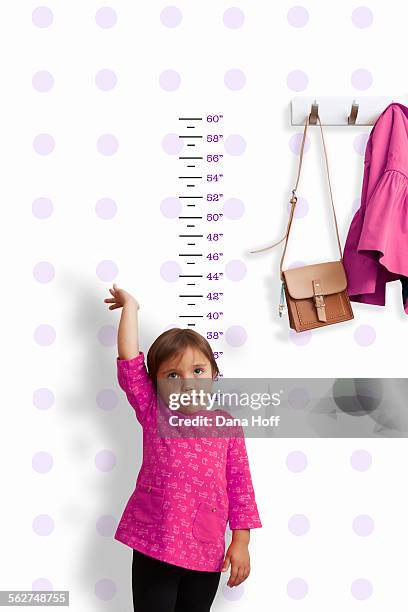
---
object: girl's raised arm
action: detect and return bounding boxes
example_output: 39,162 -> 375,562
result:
104,283 -> 140,359
104,285 -> 156,426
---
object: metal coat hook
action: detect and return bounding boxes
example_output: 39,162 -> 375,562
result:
309,100 -> 319,124
348,100 -> 359,124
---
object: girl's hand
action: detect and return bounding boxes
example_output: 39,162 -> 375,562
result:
104,283 -> 139,310
221,541 -> 250,587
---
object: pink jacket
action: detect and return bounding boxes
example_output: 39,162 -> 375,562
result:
343,102 -> 408,313
114,351 -> 262,572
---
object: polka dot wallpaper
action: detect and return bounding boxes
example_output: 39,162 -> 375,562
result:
3,1 -> 406,610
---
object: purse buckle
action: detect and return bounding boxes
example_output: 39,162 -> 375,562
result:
312,279 -> 327,322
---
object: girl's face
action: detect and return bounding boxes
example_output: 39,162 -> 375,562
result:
156,346 -> 214,414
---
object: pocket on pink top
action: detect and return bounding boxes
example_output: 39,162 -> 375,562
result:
192,501 -> 227,544
132,483 -> 165,524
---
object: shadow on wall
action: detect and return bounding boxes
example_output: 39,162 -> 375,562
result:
56,270 -> 157,609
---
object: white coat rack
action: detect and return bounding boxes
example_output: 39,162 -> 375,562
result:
291,96 -> 394,126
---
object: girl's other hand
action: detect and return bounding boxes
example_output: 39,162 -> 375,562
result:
221,541 -> 251,587
104,283 -> 139,310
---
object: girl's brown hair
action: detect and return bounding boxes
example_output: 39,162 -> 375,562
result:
146,328 -> 220,387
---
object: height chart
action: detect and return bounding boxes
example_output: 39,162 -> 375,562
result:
177,114 -> 225,375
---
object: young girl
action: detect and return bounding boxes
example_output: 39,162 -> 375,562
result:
104,283 -> 262,612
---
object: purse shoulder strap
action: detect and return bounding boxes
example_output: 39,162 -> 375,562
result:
250,113 -> 343,278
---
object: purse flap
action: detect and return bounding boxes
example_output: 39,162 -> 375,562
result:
283,260 -> 347,299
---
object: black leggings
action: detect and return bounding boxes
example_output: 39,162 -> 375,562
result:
132,548 -> 221,612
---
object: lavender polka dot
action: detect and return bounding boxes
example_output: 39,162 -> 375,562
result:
33,261 -> 55,283
288,195 -> 309,218
290,329 -> 312,346
287,6 -> 309,27
288,387 -> 310,410
32,451 -> 53,473
160,6 -> 182,27
33,388 -> 55,410
95,7 -> 117,28
288,514 -> 310,535
32,578 -> 53,591
353,133 -> 369,155
350,449 -> 372,471
162,133 -> 183,154
160,260 -> 181,282
287,70 -> 309,92
223,198 -> 245,219
287,577 -> 308,599
225,325 -> 247,347
160,197 -> 182,218
98,325 -> 116,347
95,449 -> 116,472
221,582 -> 244,601
96,515 -> 117,537
163,323 -> 178,332
351,68 -> 373,90
223,7 -> 245,28
96,260 -> 118,282
290,132 -> 310,155
33,133 -> 55,155
286,450 -> 307,472
224,69 -> 246,90
95,69 -> 117,91
32,7 -> 53,28
34,324 -> 56,346
354,324 -> 376,347
159,70 -> 181,92
224,134 -> 246,155
32,71 -> 54,92
352,7 -> 373,28
353,514 -> 374,536
32,514 -> 54,536
351,578 -> 373,600
32,197 -> 53,219
95,578 -> 117,601
97,389 -> 118,411
225,260 -> 247,281
95,198 -> 117,219
97,134 -> 118,156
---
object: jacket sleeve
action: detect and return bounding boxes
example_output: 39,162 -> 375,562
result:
226,426 -> 262,530
116,351 -> 156,426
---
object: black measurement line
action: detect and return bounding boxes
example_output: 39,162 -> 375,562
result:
179,135 -> 202,139
179,294 -> 203,297
179,196 -> 203,199
187,165 -> 195,168
179,315 -> 204,318
187,126 -> 196,129
179,253 -> 202,256
179,234 -> 203,237
187,144 -> 195,147
178,117 -> 203,121
179,176 -> 202,179
179,156 -> 203,159
179,216 -> 202,219
179,275 -> 203,277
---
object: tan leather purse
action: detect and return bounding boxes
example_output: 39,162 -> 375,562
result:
250,113 -> 354,332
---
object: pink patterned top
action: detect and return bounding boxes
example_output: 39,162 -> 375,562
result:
113,351 -> 262,572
